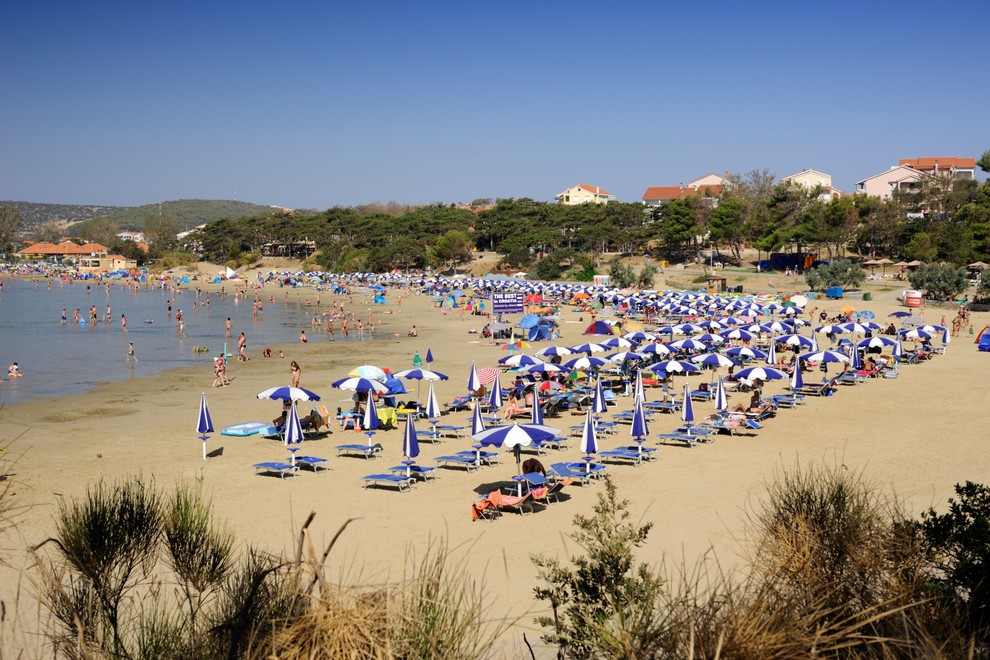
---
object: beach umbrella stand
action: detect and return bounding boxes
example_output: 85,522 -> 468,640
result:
197,392 -> 214,461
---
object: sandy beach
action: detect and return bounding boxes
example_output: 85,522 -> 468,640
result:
1,266 -> 988,657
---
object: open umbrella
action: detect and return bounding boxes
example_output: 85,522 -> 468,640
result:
778,334 -> 815,349
650,360 -> 699,374
857,336 -> 897,350
693,352 -> 738,369
392,368 -> 448,403
725,346 -> 768,360
799,350 -> 850,365
606,351 -> 645,364
569,342 -> 608,354
680,384 -> 695,423
474,422 -> 560,476
535,346 -> 573,359
766,341 -> 777,366
257,386 -> 321,402
563,356 -> 608,371
197,392 -> 214,461
331,377 -> 388,394
734,366 -> 787,381
498,354 -> 543,368
349,365 -> 387,382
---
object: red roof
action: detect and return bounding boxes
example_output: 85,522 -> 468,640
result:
17,241 -> 108,256
642,185 -> 723,201
574,184 -> 614,196
898,157 -> 975,171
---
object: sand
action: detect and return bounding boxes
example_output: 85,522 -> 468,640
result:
1,268 -> 988,657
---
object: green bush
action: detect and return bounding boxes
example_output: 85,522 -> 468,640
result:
804,259 -> 866,291
909,262 -> 969,300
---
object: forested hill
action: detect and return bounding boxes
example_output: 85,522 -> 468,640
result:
2,201 -> 125,231
99,199 -> 282,232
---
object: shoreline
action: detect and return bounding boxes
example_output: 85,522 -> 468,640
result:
1,272 -> 987,656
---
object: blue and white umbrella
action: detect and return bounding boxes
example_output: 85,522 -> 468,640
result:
734,366 -> 788,381
692,352 -> 738,369
470,399 -> 486,435
424,381 -> 441,420
525,362 -> 564,375
531,388 -> 544,425
680,384 -> 695,423
392,368 -> 449,381
601,337 -> 635,349
778,334 -> 815,349
766,341 -> 777,365
668,338 -> 708,351
474,422 -> 561,475
362,391 -> 380,430
467,360 -> 481,393
634,369 -> 646,403
714,377 -> 728,412
591,378 -> 608,414
402,413 -> 420,461
535,346 -> 574,359
563,356 -> 608,371
639,343 -> 672,356
330,377 -> 387,394
197,392 -> 214,460
857,336 -> 897,350
790,363 -> 804,390
257,386 -> 322,402
650,360 -> 699,375
725,346 -> 768,360
899,328 -> 933,341
630,397 -> 649,439
721,328 -> 755,341
569,342 -> 608,354
606,351 -> 645,364
851,347 -> 863,370
580,410 -> 599,456
799,350 -> 850,365
488,373 -> 503,410
498,354 -> 543,368
284,400 -> 305,448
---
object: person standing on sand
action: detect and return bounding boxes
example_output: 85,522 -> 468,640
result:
341,317 -> 348,338
290,361 -> 301,387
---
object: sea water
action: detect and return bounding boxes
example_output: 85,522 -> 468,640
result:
0,279 -> 330,404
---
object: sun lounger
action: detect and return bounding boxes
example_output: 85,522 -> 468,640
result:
435,425 -> 466,438
548,462 -> 592,485
415,429 -> 444,443
791,377 -> 838,397
335,443 -> 382,459
434,455 -> 480,471
542,434 -> 572,450
362,474 -> 414,492
566,461 -> 607,481
488,489 -> 535,515
293,456 -> 330,473
389,464 -> 437,481
644,401 -> 680,413
657,432 -> 704,447
600,448 -> 644,466
252,462 -> 298,478
455,449 -> 500,466
690,389 -> 715,401
616,444 -> 658,460
768,394 -> 804,408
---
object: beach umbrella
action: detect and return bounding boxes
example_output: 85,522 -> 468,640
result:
392,368 -> 449,382
766,341 -> 777,365
362,391 -> 380,431
778,334 -> 815,349
349,365 -> 387,382
537,380 -> 565,392
525,362 -> 564,374
899,328 -> 933,341
400,413 -> 420,476
888,311 -> 912,318
714,377 -> 728,412
535,346 -> 573,358
563,356 -> 608,371
531,388 -> 544,425
725,346 -> 767,360
257,386 -> 322,402
623,331 -> 656,342
840,322 -> 882,335
634,369 -> 646,403
790,363 -> 804,390
197,392 -> 214,461
650,360 -> 699,374
331,377 -> 388,394
857,336 -> 897,350
474,422 -> 560,475
692,352 -> 738,369
721,328 -> 755,341
893,337 -> 903,359
734,366 -> 787,381
412,351 -> 423,368
580,410 -> 599,459
470,400 -> 486,435
606,351 -> 645,364
501,341 -> 529,351
668,338 -> 707,351
569,342 -> 608,354
851,347 -> 864,370
498,354 -> 543,368
467,360 -> 481,392
426,348 -> 434,364
284,399 -> 305,466
680,384 -> 695,423
630,397 -> 649,439
424,381 -> 441,420
591,379 -> 608,414
639,343 -> 672,356
489,373 -> 503,411
799,350 -> 850,365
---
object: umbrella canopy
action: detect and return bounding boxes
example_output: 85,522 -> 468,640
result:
579,411 -> 599,455
489,374 -> 504,410
630,398 -> 649,438
331,377 -> 388,394
498,354 -> 544,368
899,328 -> 933,341
284,400 -> 305,446
197,392 -> 214,437
470,400 -> 486,435
537,380 -> 565,392
649,360 -> 699,374
725,346 -> 768,360
467,361 -> 481,392
639,343 -> 672,356
606,351 -> 646,364
525,362 -> 564,374
424,381 -> 442,419
402,414 -> 420,460
799,350 -> 850,364
257,386 -> 322,402
535,346 -> 574,358
714,377 -> 729,412
569,342 -> 608,354
473,422 -> 560,449
778,334 -> 815,348
392,368 -> 449,381
857,336 -> 897,349
734,366 -> 788,381
601,337 -> 635,349
348,365 -> 387,382
563,356 -> 608,370
668,338 -> 708,351
531,389 -> 544,425
692,352 -> 738,368
722,328 -> 755,340
362,391 -> 380,430
680,384 -> 695,423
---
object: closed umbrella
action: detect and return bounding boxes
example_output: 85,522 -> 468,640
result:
467,360 -> 481,393
693,352 -> 738,369
634,369 -> 646,403
426,348 -> 434,364
424,381 -> 441,420
580,410 -> 599,464
525,362 -> 564,375
680,384 -> 695,423
470,399 -> 486,435
714,377 -> 728,412
362,391 -> 380,431
283,401 -> 305,466
489,373 -> 503,411
498,354 -> 543,368
790,363 -> 804,390
531,388 -> 544,425
535,346 -> 573,359
197,392 -> 214,461
591,378 -> 608,414
725,346 -> 767,360
399,413 -> 420,478
766,341 -> 777,366
630,397 -> 649,440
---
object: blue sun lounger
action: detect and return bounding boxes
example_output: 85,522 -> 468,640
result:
455,449 -> 500,466
389,464 -> 438,481
362,474 -> 414,492
293,456 -> 330,472
434,455 -> 480,471
599,448 -> 645,466
335,443 -> 382,459
252,462 -> 298,478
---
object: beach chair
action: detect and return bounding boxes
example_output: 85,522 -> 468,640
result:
657,432 -> 703,447
252,462 -> 298,479
362,474 -> 414,492
488,489 -> 535,515
294,455 -> 330,473
389,464 -> 437,481
471,494 -> 501,521
566,461 -> 607,481
434,455 -> 480,472
548,462 -> 592,486
436,425 -> 466,439
599,448 -> 644,466
335,443 -> 382,459
455,449 -> 500,466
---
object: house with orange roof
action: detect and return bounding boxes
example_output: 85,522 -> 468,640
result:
898,157 -> 976,180
555,184 -> 617,205
17,241 -> 109,261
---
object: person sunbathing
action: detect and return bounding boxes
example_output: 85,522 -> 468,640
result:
502,394 -> 527,420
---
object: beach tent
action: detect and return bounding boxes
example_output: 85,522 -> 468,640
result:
583,320 -> 614,336
373,294 -> 387,304
528,325 -> 551,341
976,325 -> 990,352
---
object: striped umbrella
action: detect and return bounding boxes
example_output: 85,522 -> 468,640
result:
525,362 -> 564,374
734,366 -> 788,381
630,397 -> 649,439
893,337 -> 903,359
693,352 -> 738,369
402,413 -> 420,462
798,350 -> 850,365
569,342 -> 608,354
467,361 -> 481,392
714,377 -> 728,412
531,388 -> 544,425
535,346 -> 573,359
790,363 -> 804,390
766,341 -> 777,365
580,410 -> 599,457
634,369 -> 646,403
257,386 -> 322,401
497,354 -> 543,368
591,378 -> 608,414
330,378 -> 387,394
725,346 -> 767,360
488,373 -> 503,411
362,391 -> 380,431
563,356 -> 608,371
470,399 -> 486,435
650,360 -> 699,375
851,347 -> 863,370
197,392 -> 214,461
680,384 -> 695,423
639,343 -> 672,356
424,381 -> 441,420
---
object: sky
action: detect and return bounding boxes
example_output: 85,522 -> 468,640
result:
2,0 -> 987,210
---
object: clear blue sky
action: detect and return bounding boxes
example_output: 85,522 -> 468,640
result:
2,1 -> 987,209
